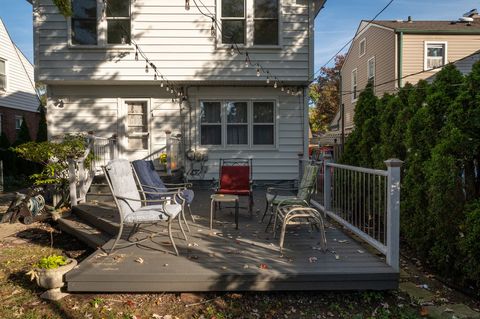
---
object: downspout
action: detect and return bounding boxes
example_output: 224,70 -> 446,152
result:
398,32 -> 403,88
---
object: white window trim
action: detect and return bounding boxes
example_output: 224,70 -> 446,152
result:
367,56 -> 375,84
198,98 -> 279,150
15,115 -> 23,130
67,0 -> 134,50
119,98 -> 152,156
216,0 -> 282,50
351,68 -> 358,103
0,58 -> 7,93
359,38 -> 366,58
424,41 -> 448,71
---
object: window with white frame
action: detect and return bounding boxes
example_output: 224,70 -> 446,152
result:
200,100 -> 276,147
0,59 -> 6,92
220,0 -> 279,46
70,0 -> 132,46
359,38 -> 366,57
368,57 -> 375,84
15,116 -> 23,131
351,69 -> 358,101
221,0 -> 246,44
425,42 -> 447,70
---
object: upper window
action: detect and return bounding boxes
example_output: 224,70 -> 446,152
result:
368,57 -> 375,84
351,69 -> 358,101
425,42 -> 447,70
71,0 -> 98,45
106,0 -> 131,44
15,116 -> 23,131
253,0 -> 279,45
220,0 -> 279,46
0,60 -> 6,92
359,38 -> 366,57
200,100 -> 276,147
221,0 -> 245,44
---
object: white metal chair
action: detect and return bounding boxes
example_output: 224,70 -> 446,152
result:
103,159 -> 185,255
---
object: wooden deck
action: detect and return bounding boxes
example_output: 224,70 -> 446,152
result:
64,189 -> 398,292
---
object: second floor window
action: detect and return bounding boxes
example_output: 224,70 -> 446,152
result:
425,42 -> 446,70
221,0 -> 245,44
359,38 -> 366,57
368,57 -> 375,84
352,69 -> 358,101
71,0 -> 98,45
253,0 -> 279,45
0,60 -> 6,91
106,0 -> 131,44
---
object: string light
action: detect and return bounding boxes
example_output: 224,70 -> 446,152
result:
266,71 -> 270,84
161,81 -> 164,88
274,81 -> 278,89
245,52 -> 250,67
154,73 -> 157,80
281,87 -> 285,92
135,46 -> 138,61
210,18 -> 216,37
185,0 -> 190,10
145,63 -> 149,73
256,65 -> 260,77
286,88 -> 290,94
230,45 -> 235,56
170,88 -> 174,94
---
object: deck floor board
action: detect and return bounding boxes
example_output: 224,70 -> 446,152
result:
66,189 -> 398,292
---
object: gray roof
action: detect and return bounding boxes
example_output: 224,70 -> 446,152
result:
372,19 -> 480,33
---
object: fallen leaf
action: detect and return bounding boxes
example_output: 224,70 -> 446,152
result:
357,250 -> 365,254
335,255 -> 340,260
308,257 -> 318,263
135,257 -> 144,264
259,264 -> 268,269
243,264 -> 249,269
338,240 -> 348,243
419,307 -> 429,317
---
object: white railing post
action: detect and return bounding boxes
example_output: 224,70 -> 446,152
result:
165,130 -> 172,175
67,157 -> 77,207
323,154 -> 332,213
385,158 -> 403,271
109,134 -> 117,160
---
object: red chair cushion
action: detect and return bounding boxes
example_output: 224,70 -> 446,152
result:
217,189 -> 251,196
219,166 -> 250,192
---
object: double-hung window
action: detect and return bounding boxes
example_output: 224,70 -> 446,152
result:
253,0 -> 279,45
0,60 -> 6,92
351,69 -> 358,101
359,38 -> 366,57
221,0 -> 246,44
425,42 -> 447,70
200,100 -> 276,147
15,116 -> 23,131
367,57 -> 375,85
106,0 -> 131,44
71,0 -> 98,45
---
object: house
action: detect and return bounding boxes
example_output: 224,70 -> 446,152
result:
321,9 -> 480,144
33,0 -> 326,182
0,18 -> 40,144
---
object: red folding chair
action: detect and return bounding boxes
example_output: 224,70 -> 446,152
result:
216,158 -> 253,215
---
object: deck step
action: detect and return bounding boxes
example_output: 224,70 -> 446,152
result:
73,203 -> 119,236
57,214 -> 110,249
88,183 -> 111,194
86,192 -> 114,203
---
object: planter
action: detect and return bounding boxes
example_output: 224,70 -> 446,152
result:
35,258 -> 77,300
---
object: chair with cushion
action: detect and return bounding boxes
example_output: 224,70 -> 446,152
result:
131,160 -> 195,232
216,158 -> 253,215
262,164 -> 319,230
104,159 -> 185,255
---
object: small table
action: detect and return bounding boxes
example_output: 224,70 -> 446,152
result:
210,194 -> 239,229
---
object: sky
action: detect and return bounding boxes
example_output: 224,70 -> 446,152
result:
1,0 -> 479,72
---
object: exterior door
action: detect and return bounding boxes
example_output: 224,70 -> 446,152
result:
124,100 -> 150,160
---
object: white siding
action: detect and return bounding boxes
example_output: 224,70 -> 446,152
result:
47,85 -> 305,180
35,0 -> 311,83
0,19 -> 39,112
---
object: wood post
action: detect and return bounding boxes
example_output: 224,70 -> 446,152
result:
323,155 -> 332,213
165,130 -> 172,175
385,158 -> 403,272
67,157 -> 77,207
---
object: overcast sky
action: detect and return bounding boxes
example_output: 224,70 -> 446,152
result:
1,0 -> 479,74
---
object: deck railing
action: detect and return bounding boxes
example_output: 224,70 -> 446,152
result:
310,156 -> 402,271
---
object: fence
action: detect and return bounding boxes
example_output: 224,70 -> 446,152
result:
309,156 -> 402,271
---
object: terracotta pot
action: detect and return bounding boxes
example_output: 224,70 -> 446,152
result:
35,258 -> 77,290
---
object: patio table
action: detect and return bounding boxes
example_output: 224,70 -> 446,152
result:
210,194 -> 239,229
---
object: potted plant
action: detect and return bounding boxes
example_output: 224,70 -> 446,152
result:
27,254 -> 77,300
159,152 -> 167,171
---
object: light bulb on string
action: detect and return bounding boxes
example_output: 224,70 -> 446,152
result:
281,86 -> 285,92
211,18 -> 216,37
161,81 -> 164,88
287,88 -> 290,94
185,0 -> 190,10
256,66 -> 260,77
230,45 -> 235,56
145,63 -> 149,73
274,81 -> 278,89
266,76 -> 270,84
166,86 -> 170,92
154,73 -> 157,80
245,54 -> 250,67
135,47 -> 139,61
170,88 -> 174,94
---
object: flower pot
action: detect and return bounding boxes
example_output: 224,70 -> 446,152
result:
35,258 -> 77,300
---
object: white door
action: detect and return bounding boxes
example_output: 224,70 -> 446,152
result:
123,100 -> 150,160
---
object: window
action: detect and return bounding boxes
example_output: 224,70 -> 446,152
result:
221,0 -> 245,44
226,102 -> 248,145
253,0 -> 279,45
106,0 -> 131,44
368,57 -> 375,84
253,101 -> 274,145
0,60 -> 6,92
71,0 -> 98,45
200,100 -> 276,147
15,116 -> 23,131
200,101 -> 222,145
359,38 -> 366,57
126,102 -> 148,150
425,42 -> 447,70
351,69 -> 358,101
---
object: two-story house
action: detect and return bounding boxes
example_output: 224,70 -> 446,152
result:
33,0 -> 326,181
0,18 -> 40,144
322,9 -> 480,145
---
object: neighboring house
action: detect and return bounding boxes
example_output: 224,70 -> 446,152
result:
322,9 -> 480,145
0,18 -> 40,144
33,0 -> 326,181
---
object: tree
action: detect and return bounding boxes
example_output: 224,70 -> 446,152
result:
309,55 -> 345,134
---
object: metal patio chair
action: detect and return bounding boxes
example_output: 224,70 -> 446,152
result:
262,164 -> 319,231
103,159 -> 185,255
131,160 -> 195,233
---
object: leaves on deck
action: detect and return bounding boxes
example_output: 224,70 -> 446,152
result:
134,257 -> 144,264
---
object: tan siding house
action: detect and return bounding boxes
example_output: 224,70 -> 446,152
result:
322,12 -> 480,145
